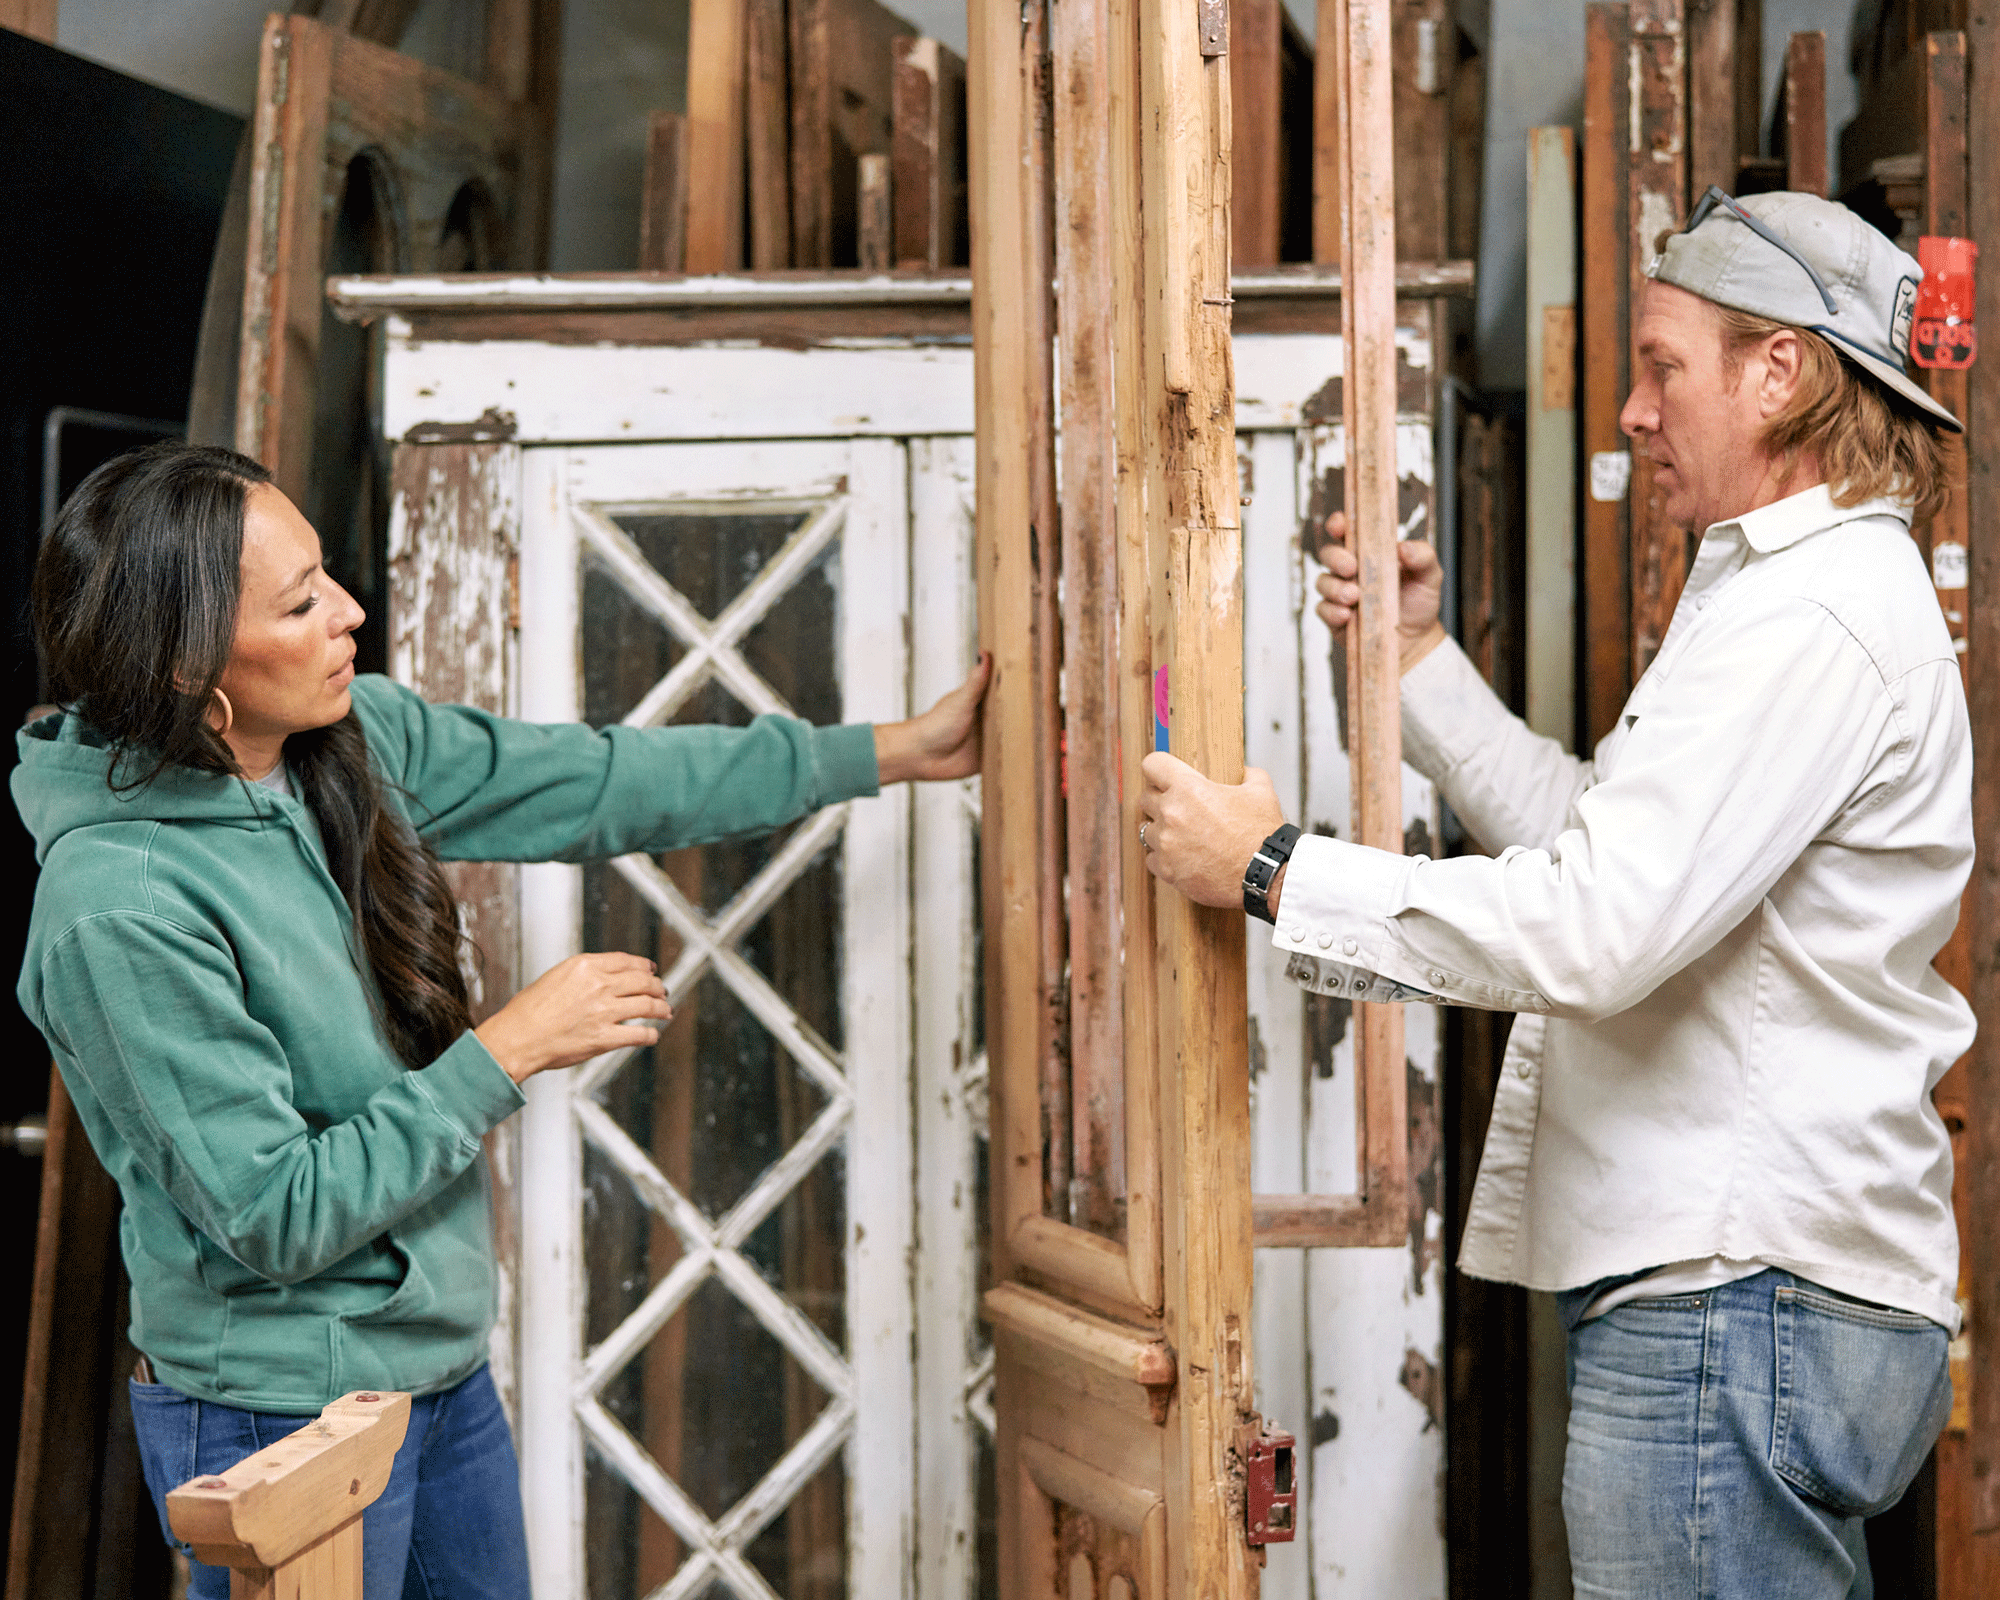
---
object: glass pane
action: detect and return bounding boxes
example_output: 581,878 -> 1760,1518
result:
745,1451 -> 848,1600
584,1444 -> 681,1600
975,1426 -> 1000,1600
584,1140 -> 665,1348
739,838 -> 844,1053
581,552 -> 683,727
738,538 -> 841,727
652,1277 -> 837,1523
612,509 -> 810,619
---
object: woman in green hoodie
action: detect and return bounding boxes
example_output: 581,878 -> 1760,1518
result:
14,442 -> 990,1600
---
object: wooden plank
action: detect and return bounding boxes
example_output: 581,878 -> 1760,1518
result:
1966,0 -> 2000,1585
1919,30 -> 1976,1600
857,152 -> 893,270
1628,0 -> 1687,683
1230,0 -> 1284,269
0,0 -> 54,42
1337,0 -> 1410,1243
1050,0 -> 1127,1238
1582,2 -> 1632,749
483,0 -> 532,100
1686,0 -> 1752,196
1525,126 -> 1576,749
1311,0 -> 1342,263
638,111 -> 689,272
790,0 -> 909,267
746,0 -> 791,269
1784,31 -> 1828,197
891,37 -> 966,270
685,0 -> 746,271
1392,0 -> 1451,263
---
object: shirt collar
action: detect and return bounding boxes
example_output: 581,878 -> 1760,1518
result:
1711,482 -> 1912,555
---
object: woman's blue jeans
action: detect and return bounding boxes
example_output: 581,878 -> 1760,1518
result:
130,1363 -> 531,1600
1561,1269 -> 1952,1599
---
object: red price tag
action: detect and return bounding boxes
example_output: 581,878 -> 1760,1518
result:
1913,237 -> 1977,370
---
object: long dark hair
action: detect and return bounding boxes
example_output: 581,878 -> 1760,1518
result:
34,442 -> 473,1069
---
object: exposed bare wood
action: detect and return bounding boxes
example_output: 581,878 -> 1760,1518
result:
858,152 -> 893,270
483,0 -> 532,100
0,0 -> 54,42
638,112 -> 689,273
985,1284 -> 1177,1391
746,0 -> 792,268
1628,0 -> 1687,681
1966,0 -> 2000,1584
1783,31 -> 1829,197
1050,0 -> 1127,1239
1231,0 -> 1284,268
169,1391 -> 409,1577
685,0 -> 747,271
1582,3 -> 1632,748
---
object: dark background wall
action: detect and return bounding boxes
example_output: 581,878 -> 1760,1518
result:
0,23 -> 240,1566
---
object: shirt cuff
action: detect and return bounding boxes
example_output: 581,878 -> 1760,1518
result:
413,1030 -> 528,1147
812,723 -> 881,803
1269,834 -> 1410,964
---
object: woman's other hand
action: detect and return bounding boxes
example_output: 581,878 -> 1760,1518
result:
1314,512 -> 1448,674
874,650 -> 994,784
474,953 -> 672,1083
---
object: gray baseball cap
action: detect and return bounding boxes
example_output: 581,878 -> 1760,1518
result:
1651,187 -> 1962,433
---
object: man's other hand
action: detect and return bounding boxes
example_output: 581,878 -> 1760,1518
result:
1139,753 -> 1287,911
1315,512 -> 1449,673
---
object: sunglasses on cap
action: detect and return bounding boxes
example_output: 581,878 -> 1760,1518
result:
1682,186 -> 1840,317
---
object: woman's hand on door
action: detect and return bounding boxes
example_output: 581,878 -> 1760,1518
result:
474,953 -> 673,1082
874,650 -> 993,784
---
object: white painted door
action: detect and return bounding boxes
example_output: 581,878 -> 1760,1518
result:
511,437 -> 990,1600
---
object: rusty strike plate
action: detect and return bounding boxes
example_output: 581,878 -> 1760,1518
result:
1241,1424 -> 1296,1544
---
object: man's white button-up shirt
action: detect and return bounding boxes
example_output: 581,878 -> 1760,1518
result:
1273,485 -> 1974,1329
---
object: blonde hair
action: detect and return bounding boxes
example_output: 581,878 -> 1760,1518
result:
1711,305 -> 1959,529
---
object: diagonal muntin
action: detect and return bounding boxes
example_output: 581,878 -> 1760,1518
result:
572,508 -> 792,723
575,495 -> 848,730
606,850 -> 848,1102
575,1393 -> 721,1556
618,493 -> 848,731
576,1238 -> 716,1399
709,1392 -> 856,1552
568,803 -> 848,1102
572,1095 -> 854,1389
712,1247 -> 852,1401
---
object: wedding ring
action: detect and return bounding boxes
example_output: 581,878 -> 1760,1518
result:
1139,821 -> 1153,851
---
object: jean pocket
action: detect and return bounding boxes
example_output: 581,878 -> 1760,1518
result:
1770,1286 -> 1951,1518
127,1378 -> 200,1554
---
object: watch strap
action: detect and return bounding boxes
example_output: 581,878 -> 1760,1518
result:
1242,823 -> 1301,923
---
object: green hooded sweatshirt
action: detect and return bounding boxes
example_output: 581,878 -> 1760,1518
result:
13,674 -> 878,1413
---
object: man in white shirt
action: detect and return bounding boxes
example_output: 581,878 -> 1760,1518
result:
1138,190 -> 1970,1595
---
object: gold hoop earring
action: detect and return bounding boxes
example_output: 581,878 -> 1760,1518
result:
208,688 -> 234,738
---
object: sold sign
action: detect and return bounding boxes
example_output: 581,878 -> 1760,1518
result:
1913,236 -> 1978,370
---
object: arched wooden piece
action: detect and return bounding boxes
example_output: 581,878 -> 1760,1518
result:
167,1390 -> 412,1583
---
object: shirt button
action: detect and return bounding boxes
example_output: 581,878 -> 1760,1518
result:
1343,937 -> 1359,956
1286,926 -> 1303,942
1317,933 -> 1333,949
1429,970 -> 1446,985
1514,1056 -> 1532,1079
1353,980 -> 1369,995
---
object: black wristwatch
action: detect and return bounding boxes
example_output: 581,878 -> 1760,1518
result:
1242,824 -> 1301,924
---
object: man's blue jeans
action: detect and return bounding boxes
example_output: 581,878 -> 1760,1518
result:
130,1363 -> 531,1600
1561,1269 -> 1951,1599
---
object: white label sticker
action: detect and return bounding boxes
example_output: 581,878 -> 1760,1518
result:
1933,540 -> 1969,589
1589,450 -> 1632,502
